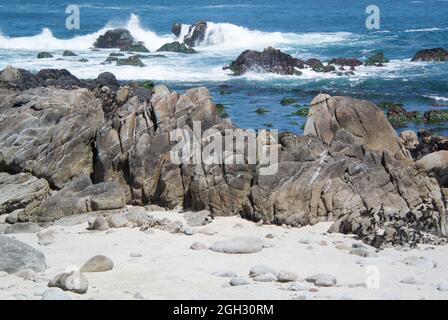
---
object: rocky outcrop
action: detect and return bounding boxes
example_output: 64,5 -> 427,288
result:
171,22 -> 182,37
94,29 -> 133,49
0,69 -> 446,247
365,51 -> 389,66
416,151 -> 448,187
183,21 -> 208,47
328,58 -> 363,69
412,48 -> 448,62
226,47 -> 305,76
116,55 -> 145,67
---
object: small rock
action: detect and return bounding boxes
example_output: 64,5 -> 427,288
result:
199,225 -> 218,236
5,222 -> 40,234
253,274 -> 277,282
212,270 -> 237,278
37,230 -> 56,246
183,227 -> 196,235
162,221 -> 183,234
80,255 -> 114,273
299,238 -> 311,245
276,271 -> 298,283
249,265 -> 277,277
400,277 -> 424,285
319,240 -> 328,246
130,253 -> 142,258
134,292 -> 146,300
288,283 -> 308,291
89,216 -> 110,231
15,268 -> 36,281
265,233 -> 274,239
437,281 -> 448,292
256,220 -> 264,226
309,288 -> 319,293
184,210 -> 211,227
41,287 -> 73,300
107,214 -> 129,228
350,247 -> 377,258
48,271 -> 88,294
0,271 -> 8,278
306,274 -> 337,287
5,210 -> 21,224
190,242 -> 208,250
210,237 -> 263,254
233,223 -> 245,228
335,243 -> 350,250
229,277 -> 250,286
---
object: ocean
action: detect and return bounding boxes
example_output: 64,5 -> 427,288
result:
0,0 -> 447,134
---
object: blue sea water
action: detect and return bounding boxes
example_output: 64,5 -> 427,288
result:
0,0 -> 447,134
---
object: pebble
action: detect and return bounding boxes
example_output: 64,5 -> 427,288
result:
130,253 -> 143,258
253,274 -> 277,282
265,233 -> 274,239
400,277 -> 424,285
190,242 -> 208,250
276,271 -> 298,283
249,265 -> 277,278
350,247 -> 378,258
80,255 -> 114,273
288,283 -> 308,291
437,281 -> 448,292
229,277 -> 250,286
134,292 -> 147,300
199,226 -> 218,236
306,274 -> 337,287
37,230 -> 56,246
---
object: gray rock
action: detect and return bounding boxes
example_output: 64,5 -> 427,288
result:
210,237 -> 263,254
437,281 -> 448,292
107,214 -> 129,228
400,277 -> 424,285
306,274 -> 337,287
5,209 -> 21,224
80,255 -> 114,273
212,270 -> 237,278
48,271 -> 88,294
229,277 -> 250,286
0,235 -> 46,273
161,220 -> 183,234
276,271 -> 298,283
184,210 -> 211,227
134,292 -> 146,300
37,230 -> 56,246
90,216 -> 110,231
349,247 -> 378,258
253,274 -> 277,282
130,253 -> 142,258
5,222 -> 40,234
249,265 -> 277,278
190,242 -> 208,250
288,282 -> 308,291
41,288 -> 73,300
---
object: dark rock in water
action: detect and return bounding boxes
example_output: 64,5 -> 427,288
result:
306,58 -> 323,68
109,52 -> 125,57
37,52 -> 53,59
78,58 -> 88,63
312,63 -> 336,73
423,110 -> 448,123
94,28 -> 134,50
62,50 -> 77,57
121,42 -> 150,53
228,47 -> 305,76
0,235 -> 46,274
35,69 -> 81,89
102,56 -> 119,64
156,42 -> 196,54
184,21 -> 208,47
328,58 -> 363,69
171,22 -> 183,37
116,55 -> 145,67
0,66 -> 39,90
412,48 -> 448,62
365,51 -> 389,66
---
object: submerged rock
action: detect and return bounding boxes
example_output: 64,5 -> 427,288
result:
62,50 -> 77,57
94,28 -> 134,50
37,52 -> 53,59
116,55 -> 145,67
365,51 -> 389,66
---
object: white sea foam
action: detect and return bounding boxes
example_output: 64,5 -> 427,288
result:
404,27 -> 446,33
424,95 -> 448,102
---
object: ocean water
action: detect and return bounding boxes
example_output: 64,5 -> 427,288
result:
0,0 -> 447,134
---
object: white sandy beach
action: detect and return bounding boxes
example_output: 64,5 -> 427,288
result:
1,209 -> 448,300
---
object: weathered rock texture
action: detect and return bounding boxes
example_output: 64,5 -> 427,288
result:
0,67 -> 446,247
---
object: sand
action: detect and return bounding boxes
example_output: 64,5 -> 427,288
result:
1,209 -> 448,300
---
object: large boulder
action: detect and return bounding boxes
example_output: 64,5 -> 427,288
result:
416,151 -> 448,186
94,29 -> 134,50
303,94 -> 411,161
0,172 -> 50,216
0,66 -> 38,90
35,69 -> 81,89
183,21 -> 208,47
0,87 -> 104,188
411,48 -> 448,62
0,235 -> 46,273
227,47 -> 305,76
